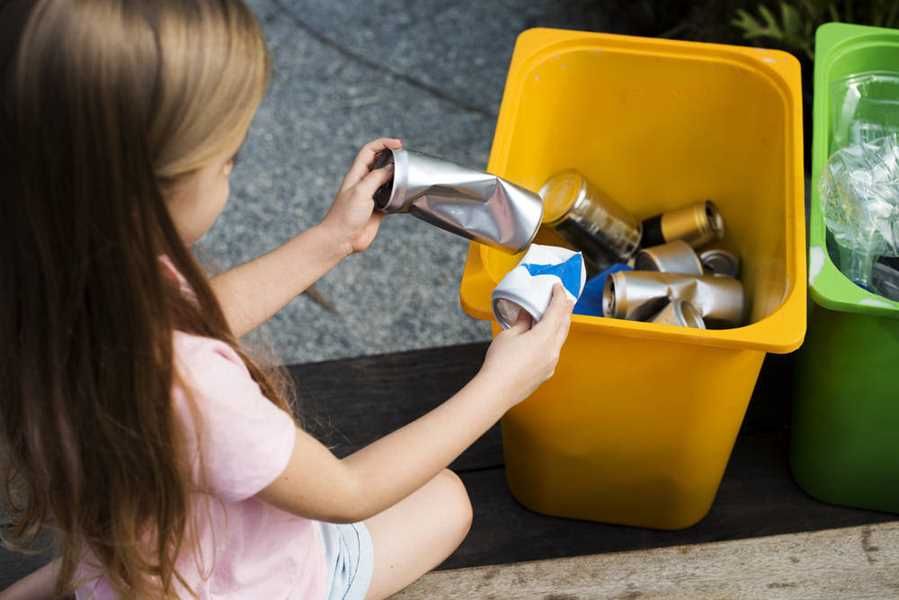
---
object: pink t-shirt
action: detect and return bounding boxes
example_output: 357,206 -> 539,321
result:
75,332 -> 327,599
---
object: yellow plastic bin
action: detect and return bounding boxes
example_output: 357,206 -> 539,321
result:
460,29 -> 806,529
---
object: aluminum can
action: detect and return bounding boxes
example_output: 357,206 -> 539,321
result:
372,148 -> 543,253
634,240 -> 703,275
491,244 -> 586,329
640,200 -> 725,249
650,299 -> 706,329
602,271 -> 745,327
700,249 -> 741,278
539,170 -> 641,273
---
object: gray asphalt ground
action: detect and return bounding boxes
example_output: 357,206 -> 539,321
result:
198,0 -> 609,364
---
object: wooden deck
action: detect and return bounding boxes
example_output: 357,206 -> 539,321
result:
396,523 -> 899,599
290,343 -> 895,570
3,343 -> 897,595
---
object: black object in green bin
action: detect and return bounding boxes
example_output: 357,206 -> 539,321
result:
872,256 -> 899,301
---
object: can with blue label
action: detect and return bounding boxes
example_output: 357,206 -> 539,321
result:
492,244 -> 587,328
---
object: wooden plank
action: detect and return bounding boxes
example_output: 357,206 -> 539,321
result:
398,522 -> 899,599
287,342 -> 503,471
285,342 -> 797,474
443,432 -> 897,570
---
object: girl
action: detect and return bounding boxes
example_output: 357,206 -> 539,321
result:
0,1 -> 572,599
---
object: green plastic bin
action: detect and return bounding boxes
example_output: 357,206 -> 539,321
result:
793,22 -> 899,514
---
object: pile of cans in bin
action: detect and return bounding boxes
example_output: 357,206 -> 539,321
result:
540,171 -> 745,329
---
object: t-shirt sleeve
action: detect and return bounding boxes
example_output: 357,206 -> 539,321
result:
173,336 -> 297,503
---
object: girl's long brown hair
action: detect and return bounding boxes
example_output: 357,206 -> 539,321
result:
0,0 -> 290,596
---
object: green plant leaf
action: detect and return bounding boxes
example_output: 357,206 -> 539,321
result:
799,0 -> 837,20
732,7 -> 785,41
780,2 -> 803,35
731,1 -> 818,59
778,2 -> 815,58
732,0 -> 899,60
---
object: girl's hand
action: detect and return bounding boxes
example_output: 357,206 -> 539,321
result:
478,284 -> 574,410
322,137 -> 403,257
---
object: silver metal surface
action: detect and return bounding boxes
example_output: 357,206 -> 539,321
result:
603,271 -> 745,327
650,299 -> 706,329
373,148 -> 543,253
539,171 -> 641,273
700,249 -> 741,278
634,240 -> 703,275
492,295 -> 540,330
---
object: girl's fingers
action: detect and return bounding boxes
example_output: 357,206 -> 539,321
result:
340,138 -> 403,192
508,311 -> 533,334
364,137 -> 403,155
555,308 -> 573,346
354,165 -> 395,199
533,285 -> 573,338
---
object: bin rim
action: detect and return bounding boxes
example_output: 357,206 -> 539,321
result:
808,22 -> 899,319
460,27 -> 807,355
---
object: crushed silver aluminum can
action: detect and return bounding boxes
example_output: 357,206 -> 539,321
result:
494,297 -> 529,329
371,148 -> 543,254
491,245 -> 586,329
640,200 -> 726,249
700,249 -> 741,278
539,170 -> 641,273
650,299 -> 706,329
634,240 -> 703,275
602,271 -> 745,327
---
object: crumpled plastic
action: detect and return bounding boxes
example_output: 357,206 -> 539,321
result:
820,134 -> 899,289
831,72 -> 899,153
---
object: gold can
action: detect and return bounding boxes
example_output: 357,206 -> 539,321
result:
640,200 -> 725,249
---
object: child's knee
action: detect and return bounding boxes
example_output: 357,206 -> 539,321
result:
436,469 -> 473,536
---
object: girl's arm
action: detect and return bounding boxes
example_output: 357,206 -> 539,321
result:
258,286 -> 573,523
210,138 -> 401,337
0,558 -> 60,600
209,222 -> 352,338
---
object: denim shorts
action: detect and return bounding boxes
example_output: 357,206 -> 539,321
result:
318,521 -> 374,600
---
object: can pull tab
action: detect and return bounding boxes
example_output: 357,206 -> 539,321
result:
371,149 -> 395,210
